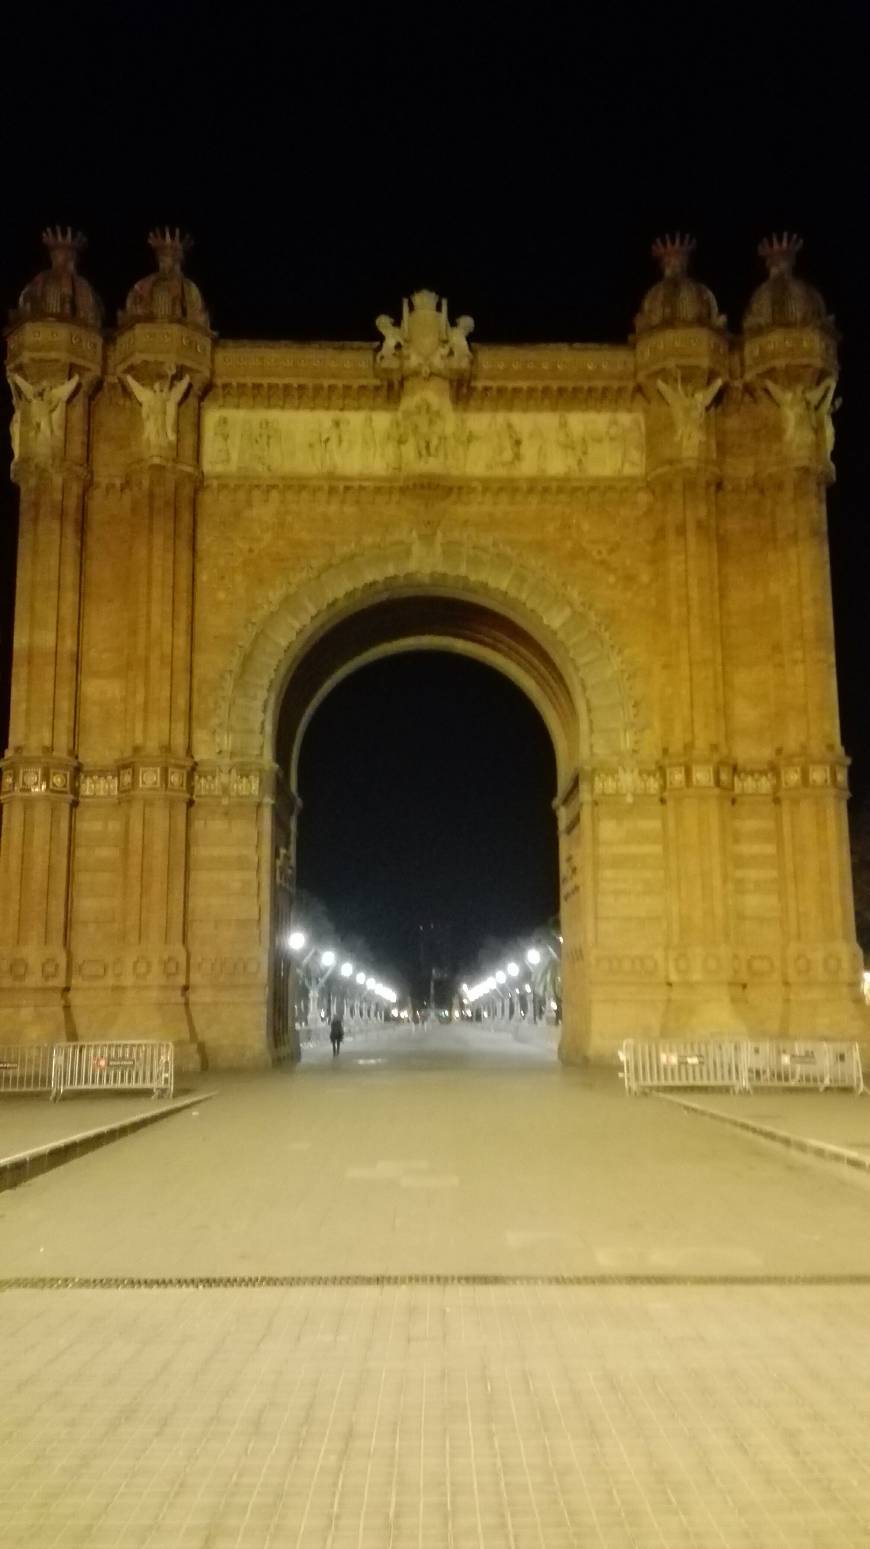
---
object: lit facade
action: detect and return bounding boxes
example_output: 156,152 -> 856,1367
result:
1,229 -> 865,1066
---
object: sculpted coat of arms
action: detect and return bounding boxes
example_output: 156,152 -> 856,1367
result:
375,290 -> 474,383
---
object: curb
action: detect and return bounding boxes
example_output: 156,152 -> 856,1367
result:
656,1092 -> 870,1174
0,1090 -> 217,1194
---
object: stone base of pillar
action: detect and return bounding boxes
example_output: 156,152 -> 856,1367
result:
187,987 -> 274,1069
561,982 -> 668,1064
0,989 -> 74,1045
780,986 -> 870,1043
64,986 -> 203,1071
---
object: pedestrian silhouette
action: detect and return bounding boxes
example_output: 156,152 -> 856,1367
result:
330,1015 -> 344,1057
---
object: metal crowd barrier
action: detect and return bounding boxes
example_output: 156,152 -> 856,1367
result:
622,1038 -> 864,1096
49,1042 -> 175,1101
746,1040 -> 864,1094
0,1044 -> 54,1094
621,1039 -> 751,1096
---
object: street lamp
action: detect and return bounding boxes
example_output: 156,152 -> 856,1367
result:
340,961 -> 353,978
321,950 -> 336,968
526,947 -> 541,966
288,930 -> 306,951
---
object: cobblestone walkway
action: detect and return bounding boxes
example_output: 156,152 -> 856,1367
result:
3,1027 -> 870,1546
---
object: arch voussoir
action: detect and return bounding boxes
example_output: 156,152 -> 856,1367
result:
220,540 -> 640,767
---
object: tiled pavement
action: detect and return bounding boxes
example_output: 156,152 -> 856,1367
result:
0,1092 -> 203,1163
657,1086 -> 870,1165
3,1027 -> 870,1546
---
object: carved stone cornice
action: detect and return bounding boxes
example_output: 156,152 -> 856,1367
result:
212,340 -> 637,385
578,758 -> 849,800
117,759 -> 193,798
200,474 -> 650,513
741,325 -> 837,381
110,322 -> 213,384
644,460 -> 721,488
124,459 -> 202,486
634,325 -> 731,383
775,758 -> 849,796
1,755 -> 78,800
5,318 -> 103,378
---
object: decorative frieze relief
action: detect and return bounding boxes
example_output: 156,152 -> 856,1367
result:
193,763 -> 269,801
79,769 -> 119,798
732,760 -> 848,796
592,765 -> 662,799
664,761 -> 733,791
584,759 -> 849,800
733,766 -> 776,796
201,403 -> 645,480
79,761 -> 192,798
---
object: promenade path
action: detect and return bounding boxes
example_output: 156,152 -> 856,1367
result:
2,1025 -> 870,1546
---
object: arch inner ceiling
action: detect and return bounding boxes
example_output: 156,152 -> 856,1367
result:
275,594 -> 579,789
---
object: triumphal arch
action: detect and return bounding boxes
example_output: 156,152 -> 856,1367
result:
0,228 -> 865,1066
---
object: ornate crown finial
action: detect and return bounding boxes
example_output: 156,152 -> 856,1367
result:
42,227 -> 87,263
147,227 -> 192,266
758,233 -> 803,276
651,234 -> 696,276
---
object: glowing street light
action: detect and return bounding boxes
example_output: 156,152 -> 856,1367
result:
365,976 -> 376,990
321,950 -> 336,968
340,961 -> 353,978
355,971 -> 366,985
495,970 -> 506,984
526,947 -> 541,966
506,962 -> 519,977
288,930 -> 306,951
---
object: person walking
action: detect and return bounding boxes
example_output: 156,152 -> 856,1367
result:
329,1013 -> 344,1057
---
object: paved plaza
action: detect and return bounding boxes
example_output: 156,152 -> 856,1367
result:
2,1026 -> 870,1546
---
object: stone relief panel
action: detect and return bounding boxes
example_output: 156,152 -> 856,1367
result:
202,404 -> 645,480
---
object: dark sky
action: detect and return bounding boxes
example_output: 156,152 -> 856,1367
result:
1,6 -> 868,993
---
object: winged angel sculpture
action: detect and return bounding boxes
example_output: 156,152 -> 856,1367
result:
8,372 -> 79,460
123,371 -> 190,454
656,376 -> 722,458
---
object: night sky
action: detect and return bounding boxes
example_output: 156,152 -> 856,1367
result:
1,7 -> 868,996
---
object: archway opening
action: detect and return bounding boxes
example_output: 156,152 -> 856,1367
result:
292,651 -> 559,1061
269,588 -> 574,1062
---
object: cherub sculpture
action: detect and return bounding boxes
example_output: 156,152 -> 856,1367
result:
8,372 -> 80,460
445,314 -> 475,368
656,375 -> 722,458
123,371 -> 190,453
375,314 -> 403,364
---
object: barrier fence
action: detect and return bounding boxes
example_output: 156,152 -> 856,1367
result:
622,1038 -> 864,1096
746,1040 -> 864,1094
0,1045 -> 54,1095
0,1042 -> 174,1101
621,1040 -> 749,1096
